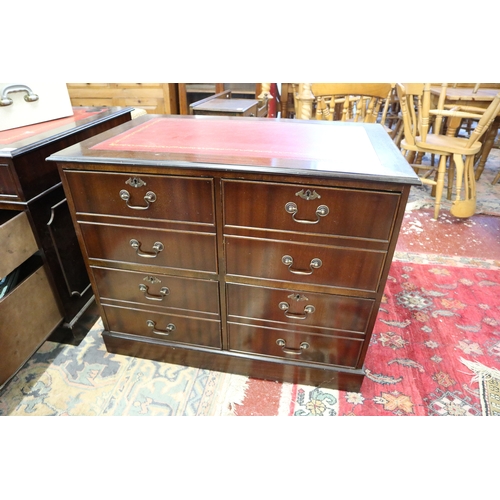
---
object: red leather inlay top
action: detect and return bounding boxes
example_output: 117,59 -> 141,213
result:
0,108 -> 104,145
90,116 -> 356,161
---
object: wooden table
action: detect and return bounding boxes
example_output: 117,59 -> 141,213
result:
430,85 -> 500,179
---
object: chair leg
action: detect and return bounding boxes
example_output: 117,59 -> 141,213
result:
433,155 -> 447,219
465,155 -> 476,202
392,120 -> 404,147
493,169 -> 500,185
404,149 -> 417,164
450,154 -> 476,218
474,121 -> 499,180
447,156 -> 455,200
453,153 -> 465,202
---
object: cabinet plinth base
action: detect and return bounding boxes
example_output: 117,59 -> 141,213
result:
102,331 -> 365,392
48,298 -> 100,345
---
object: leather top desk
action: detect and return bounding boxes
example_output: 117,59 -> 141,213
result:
49,115 -> 419,392
0,106 -> 133,387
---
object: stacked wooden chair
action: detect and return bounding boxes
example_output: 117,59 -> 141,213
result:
294,83 -> 399,139
397,83 -> 500,218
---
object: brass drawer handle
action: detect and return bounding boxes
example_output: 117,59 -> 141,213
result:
146,319 -> 176,336
139,284 -> 170,301
120,189 -> 157,210
282,255 -> 322,275
276,338 -> 310,355
278,301 -> 315,319
284,202 -> 329,224
130,239 -> 164,258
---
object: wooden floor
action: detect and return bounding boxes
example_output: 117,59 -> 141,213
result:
397,208 -> 500,261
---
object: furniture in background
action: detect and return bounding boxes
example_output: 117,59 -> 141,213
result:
294,83 -> 398,139
429,84 -> 500,183
179,83 -> 223,114
66,83 -> 281,118
49,114 -> 418,392
189,90 -> 268,117
0,106 -> 133,387
279,83 -> 298,118
397,83 -> 500,218
178,84 -> 263,115
66,83 -> 179,114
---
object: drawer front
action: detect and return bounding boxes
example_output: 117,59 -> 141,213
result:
93,267 -> 220,315
227,283 -> 374,333
228,323 -> 363,368
223,180 -> 400,240
0,264 -> 63,386
103,305 -> 221,348
225,236 -> 386,292
80,223 -> 218,273
0,211 -> 39,277
65,171 -> 215,224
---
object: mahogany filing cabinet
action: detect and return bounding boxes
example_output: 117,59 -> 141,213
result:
0,106 -> 133,387
48,115 -> 419,391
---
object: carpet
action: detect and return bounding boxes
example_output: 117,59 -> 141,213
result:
0,321 -> 247,416
235,256 -> 500,416
460,359 -> 500,416
1,256 -> 499,416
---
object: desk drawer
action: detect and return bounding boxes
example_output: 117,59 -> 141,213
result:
0,259 -> 63,386
92,267 -> 220,315
226,283 -> 374,334
225,236 -> 386,292
103,304 -> 222,349
228,323 -> 363,368
80,223 -> 218,273
0,210 -> 38,278
223,180 -> 400,240
65,171 -> 215,224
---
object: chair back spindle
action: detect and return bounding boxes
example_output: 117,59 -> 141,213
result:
296,83 -> 397,137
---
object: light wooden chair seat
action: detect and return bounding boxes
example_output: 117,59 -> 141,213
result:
418,134 -> 483,156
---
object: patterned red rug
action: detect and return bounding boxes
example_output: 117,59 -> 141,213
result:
2,257 -> 499,417
235,259 -> 500,416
